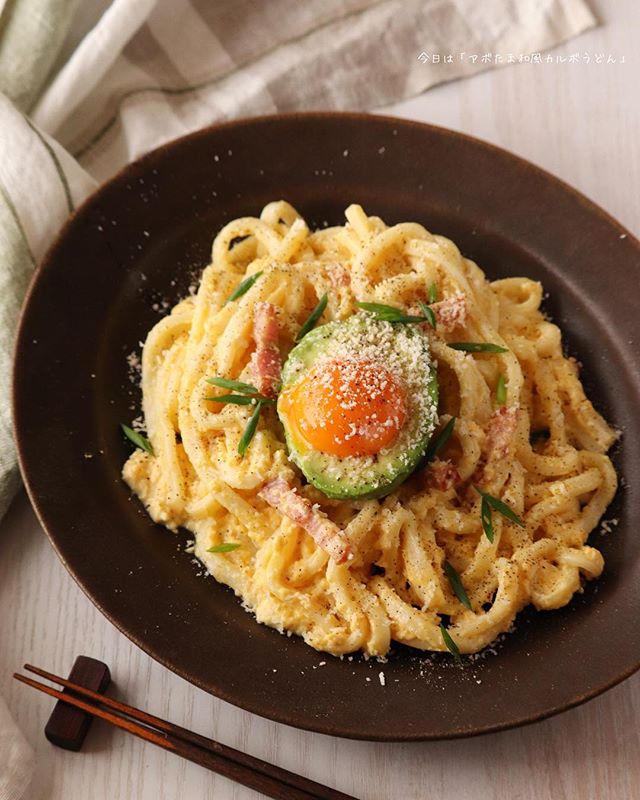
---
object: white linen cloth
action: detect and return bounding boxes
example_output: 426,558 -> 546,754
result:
0,697 -> 34,800
0,1 -> 596,796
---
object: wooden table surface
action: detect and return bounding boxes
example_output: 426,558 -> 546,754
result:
1,1 -> 638,797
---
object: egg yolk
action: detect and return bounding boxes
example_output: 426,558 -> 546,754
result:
281,359 -> 407,457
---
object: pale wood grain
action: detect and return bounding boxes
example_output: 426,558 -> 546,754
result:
2,1 -> 638,797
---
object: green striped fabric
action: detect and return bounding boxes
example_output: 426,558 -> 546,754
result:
0,0 -> 80,112
0,183 -> 34,516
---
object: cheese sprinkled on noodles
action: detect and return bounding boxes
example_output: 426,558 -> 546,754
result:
123,201 -> 618,657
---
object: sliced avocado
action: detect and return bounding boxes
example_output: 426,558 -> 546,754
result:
277,314 -> 438,500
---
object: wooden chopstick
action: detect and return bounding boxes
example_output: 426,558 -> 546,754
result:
14,667 -> 358,800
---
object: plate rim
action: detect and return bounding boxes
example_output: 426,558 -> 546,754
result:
12,111 -> 640,741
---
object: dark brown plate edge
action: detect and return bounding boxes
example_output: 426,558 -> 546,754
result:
11,111 -> 640,742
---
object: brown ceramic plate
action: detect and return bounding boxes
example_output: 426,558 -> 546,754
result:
13,113 -> 640,741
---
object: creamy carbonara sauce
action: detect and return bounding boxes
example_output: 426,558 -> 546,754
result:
123,201 -> 618,657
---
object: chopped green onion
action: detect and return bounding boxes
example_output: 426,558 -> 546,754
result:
448,342 -> 508,353
475,487 -> 526,528
475,486 -> 525,543
206,377 -> 260,394
207,378 -> 275,442
424,416 -> 456,463
428,281 -> 439,304
480,496 -> 494,543
417,301 -> 437,330
238,401 -> 263,457
121,424 -> 154,456
207,543 -> 241,553
443,561 -> 472,610
206,394 -> 269,405
496,373 -> 507,406
439,623 -> 462,664
296,293 -> 328,342
224,271 -> 263,305
355,301 -> 429,324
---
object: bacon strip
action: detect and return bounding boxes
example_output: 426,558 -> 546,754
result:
433,292 -> 467,333
469,406 -> 520,489
259,477 -> 352,563
425,458 -> 460,492
485,406 -> 519,460
326,262 -> 351,288
252,302 -> 281,397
